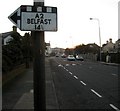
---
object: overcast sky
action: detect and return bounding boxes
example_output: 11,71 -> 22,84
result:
0,0 -> 119,48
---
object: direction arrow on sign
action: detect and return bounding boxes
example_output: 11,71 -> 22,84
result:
8,7 -> 21,29
8,5 -> 57,31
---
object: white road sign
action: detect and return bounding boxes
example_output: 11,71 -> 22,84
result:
22,12 -> 57,31
8,5 -> 57,31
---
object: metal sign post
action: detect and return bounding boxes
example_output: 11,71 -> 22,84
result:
32,31 -> 45,110
32,1 -> 46,110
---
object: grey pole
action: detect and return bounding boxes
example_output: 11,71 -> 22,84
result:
98,20 -> 102,61
32,0 -> 46,110
90,18 -> 102,61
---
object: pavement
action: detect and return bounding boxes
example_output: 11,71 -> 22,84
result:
12,58 -> 119,110
100,61 -> 119,66
13,58 -> 60,110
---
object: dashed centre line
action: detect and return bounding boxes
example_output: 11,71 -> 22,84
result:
63,67 -> 66,70
110,104 -> 120,111
74,75 -> 78,79
66,69 -> 69,72
91,89 -> 102,98
80,81 -> 86,86
69,72 -> 73,75
56,60 -> 119,110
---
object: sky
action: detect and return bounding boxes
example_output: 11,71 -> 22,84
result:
0,0 -> 119,48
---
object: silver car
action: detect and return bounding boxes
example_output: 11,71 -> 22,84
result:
67,55 -> 76,61
76,55 -> 84,61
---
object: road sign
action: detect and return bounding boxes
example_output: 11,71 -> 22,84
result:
8,5 -> 57,31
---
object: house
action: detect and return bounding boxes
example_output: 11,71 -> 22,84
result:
45,42 -> 52,56
52,47 -> 65,55
114,39 -> 120,53
2,26 -> 17,46
2,32 -> 13,45
102,38 -> 115,53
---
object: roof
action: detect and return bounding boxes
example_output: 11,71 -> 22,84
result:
1,31 -> 12,39
45,43 -> 50,46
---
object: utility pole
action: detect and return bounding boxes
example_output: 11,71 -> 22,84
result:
32,0 -> 46,110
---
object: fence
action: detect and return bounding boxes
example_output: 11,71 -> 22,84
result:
80,53 -> 120,64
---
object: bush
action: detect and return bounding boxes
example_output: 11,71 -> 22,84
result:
2,54 -> 13,73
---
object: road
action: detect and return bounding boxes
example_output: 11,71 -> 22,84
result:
2,57 -> 119,110
50,57 -> 119,110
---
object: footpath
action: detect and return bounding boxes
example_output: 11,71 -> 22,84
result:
13,58 -> 59,110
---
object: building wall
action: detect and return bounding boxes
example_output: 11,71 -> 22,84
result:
45,43 -> 52,56
102,39 -> 115,53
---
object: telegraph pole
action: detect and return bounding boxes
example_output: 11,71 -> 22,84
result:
32,0 -> 46,110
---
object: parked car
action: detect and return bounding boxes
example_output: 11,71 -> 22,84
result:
67,55 -> 76,61
56,54 -> 59,57
61,53 -> 67,58
76,55 -> 84,61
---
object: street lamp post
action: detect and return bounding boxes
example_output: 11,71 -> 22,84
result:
90,18 -> 102,61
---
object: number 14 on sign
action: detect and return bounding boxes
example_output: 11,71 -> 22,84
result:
35,24 -> 44,30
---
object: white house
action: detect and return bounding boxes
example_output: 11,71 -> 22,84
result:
2,26 -> 17,45
45,42 -> 52,56
102,38 -> 115,53
2,33 -> 13,45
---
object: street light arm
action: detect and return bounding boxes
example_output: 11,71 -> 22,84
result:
90,17 -> 102,61
90,18 -> 99,21
90,18 -> 93,20
90,18 -> 101,45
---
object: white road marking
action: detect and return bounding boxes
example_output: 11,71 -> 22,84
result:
55,61 -> 60,64
30,89 -> 34,93
66,64 -> 70,66
69,72 -> 73,75
72,64 -> 76,66
112,73 -> 117,76
74,75 -> 78,79
63,67 -> 66,70
110,104 -> 120,111
66,69 -> 69,72
80,81 -> 86,86
61,65 -> 64,67
58,64 -> 62,67
91,89 -> 102,98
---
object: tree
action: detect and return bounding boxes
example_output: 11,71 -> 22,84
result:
74,43 -> 99,54
21,33 -> 33,68
2,31 -> 23,73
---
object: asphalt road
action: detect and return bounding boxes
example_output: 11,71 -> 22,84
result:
50,57 -> 119,110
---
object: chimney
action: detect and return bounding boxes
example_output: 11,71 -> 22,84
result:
109,38 -> 112,43
12,26 -> 17,32
106,40 -> 109,44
